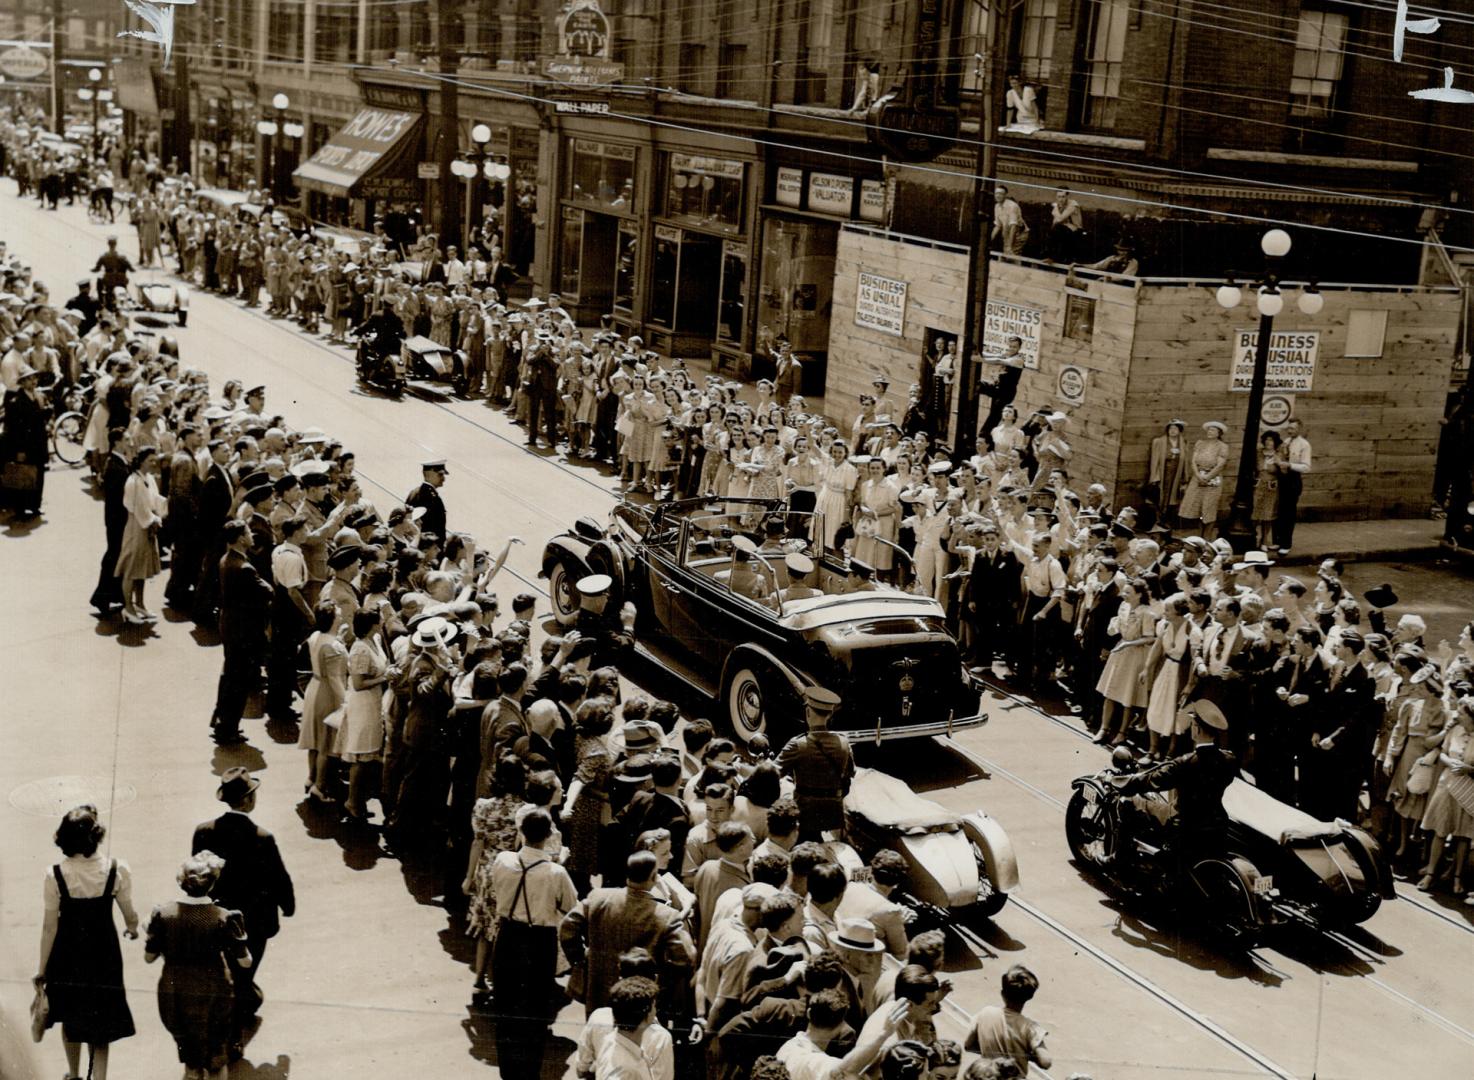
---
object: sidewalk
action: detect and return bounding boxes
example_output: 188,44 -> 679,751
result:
1277,516 -> 1448,565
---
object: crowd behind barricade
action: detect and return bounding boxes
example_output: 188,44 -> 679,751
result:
6,112 -> 1474,1080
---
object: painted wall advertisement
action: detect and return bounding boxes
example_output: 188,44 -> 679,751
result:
983,300 -> 1043,369
1230,329 -> 1319,392
855,271 -> 907,337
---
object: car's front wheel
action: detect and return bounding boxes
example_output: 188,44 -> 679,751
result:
547,559 -> 580,626
725,665 -> 768,746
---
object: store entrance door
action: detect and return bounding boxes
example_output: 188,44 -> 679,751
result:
756,217 -> 836,395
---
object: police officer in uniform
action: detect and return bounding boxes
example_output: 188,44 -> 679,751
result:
406,459 -> 448,541
778,687 -> 854,840
1112,700 -> 1238,853
570,573 -> 636,671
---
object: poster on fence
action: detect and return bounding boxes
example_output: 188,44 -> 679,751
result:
855,271 -> 908,337
983,300 -> 1043,369
1229,329 -> 1319,392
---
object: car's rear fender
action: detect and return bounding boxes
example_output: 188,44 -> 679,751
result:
959,811 -> 1021,893
720,643 -> 810,712
540,534 -> 594,579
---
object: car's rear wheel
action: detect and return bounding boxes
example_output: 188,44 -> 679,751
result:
547,560 -> 580,626
725,665 -> 768,746
970,839 -> 1009,918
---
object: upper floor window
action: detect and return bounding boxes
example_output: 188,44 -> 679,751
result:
960,0 -> 989,94
1015,0 -> 1059,83
1290,10 -> 1349,118
1081,0 -> 1129,129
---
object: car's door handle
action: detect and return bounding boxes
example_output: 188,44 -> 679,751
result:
661,580 -> 684,594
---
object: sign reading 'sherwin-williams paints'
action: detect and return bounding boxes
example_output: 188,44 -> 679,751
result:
1230,328 -> 1320,392
855,271 -> 908,337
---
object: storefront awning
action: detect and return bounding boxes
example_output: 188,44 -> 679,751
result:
292,106 -> 422,199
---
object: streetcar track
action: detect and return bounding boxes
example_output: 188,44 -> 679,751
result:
939,735 -> 1474,1058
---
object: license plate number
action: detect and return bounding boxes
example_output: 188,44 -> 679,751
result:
1253,875 -> 1274,895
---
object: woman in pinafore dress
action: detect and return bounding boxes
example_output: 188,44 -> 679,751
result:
298,601 -> 348,802
1178,421 -> 1231,540
562,698 -> 616,896
1418,698 -> 1474,895
36,806 -> 137,1080
1142,595 -> 1199,760
463,753 -> 529,991
1095,579 -> 1158,746
341,609 -> 393,822
815,440 -> 859,551
1384,667 -> 1448,858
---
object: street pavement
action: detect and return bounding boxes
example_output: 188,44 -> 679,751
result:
3,188 -> 1474,1080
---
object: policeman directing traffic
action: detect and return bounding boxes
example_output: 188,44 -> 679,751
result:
778,686 -> 855,840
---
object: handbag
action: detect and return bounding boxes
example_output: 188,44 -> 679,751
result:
1,460 -> 41,494
1406,755 -> 1436,796
322,704 -> 346,731
29,981 -> 48,1042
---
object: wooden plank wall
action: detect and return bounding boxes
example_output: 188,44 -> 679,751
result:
823,229 -> 970,444
1120,286 -> 1460,521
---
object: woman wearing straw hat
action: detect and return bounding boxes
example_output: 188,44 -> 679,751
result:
1178,420 -> 1231,541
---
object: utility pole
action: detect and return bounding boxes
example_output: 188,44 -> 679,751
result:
435,0 -> 461,252
953,4 -> 1002,462
49,0 -> 64,133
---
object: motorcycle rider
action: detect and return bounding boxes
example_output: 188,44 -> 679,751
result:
91,235 -> 133,313
1111,699 -> 1238,847
355,304 -> 407,385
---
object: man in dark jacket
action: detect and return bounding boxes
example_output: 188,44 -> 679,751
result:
89,428 -> 130,611
213,522 -> 272,743
64,279 -> 100,335
523,335 -> 560,448
191,439 -> 235,625
1,365 -> 49,515
977,335 -> 1026,438
965,524 -> 1021,666
569,573 -> 636,671
405,459 -> 448,541
1115,700 -> 1238,852
191,767 -> 295,1042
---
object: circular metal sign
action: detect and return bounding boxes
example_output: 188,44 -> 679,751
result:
9,776 -> 138,818
1260,394 -> 1294,427
0,46 -> 49,80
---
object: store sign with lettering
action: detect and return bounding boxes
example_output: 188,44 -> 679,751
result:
574,138 -> 635,161
983,300 -> 1043,370
543,57 -> 624,87
1229,329 -> 1319,392
0,45 -> 48,80
672,153 -> 744,179
775,167 -> 803,207
855,271 -> 907,338
808,173 -> 854,215
859,179 -> 886,222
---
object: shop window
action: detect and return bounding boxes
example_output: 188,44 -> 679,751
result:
567,138 -> 636,212
718,243 -> 748,345
560,207 -> 584,298
614,222 -> 638,313
1290,10 -> 1348,118
960,1 -> 989,93
648,227 -> 722,337
267,0 -> 304,62
663,153 -> 744,230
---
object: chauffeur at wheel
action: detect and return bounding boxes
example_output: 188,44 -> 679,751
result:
778,687 -> 855,840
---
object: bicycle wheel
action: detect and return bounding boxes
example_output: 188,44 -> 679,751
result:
51,411 -> 87,466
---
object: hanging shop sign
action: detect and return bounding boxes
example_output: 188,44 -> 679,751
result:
859,179 -> 886,222
672,153 -> 744,179
808,173 -> 854,215
775,167 -> 803,207
866,0 -> 958,161
1229,329 -> 1319,392
0,45 -> 48,80
555,100 -> 610,114
559,0 -> 611,58
855,270 -> 908,338
983,300 -> 1043,370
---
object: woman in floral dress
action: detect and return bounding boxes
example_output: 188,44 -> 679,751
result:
562,697 -> 617,896
463,753 -> 529,991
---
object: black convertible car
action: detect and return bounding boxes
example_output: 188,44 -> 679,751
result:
541,498 -> 986,745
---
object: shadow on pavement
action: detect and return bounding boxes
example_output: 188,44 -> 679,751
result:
230,1052 -> 292,1079
212,742 -> 268,776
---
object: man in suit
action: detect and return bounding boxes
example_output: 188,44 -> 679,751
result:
559,850 -> 696,1016
191,767 -> 295,1044
690,823 -> 754,954
1182,595 -> 1256,752
405,459 -> 448,541
89,427 -> 130,612
965,524 -> 1021,667
1074,554 -> 1122,731
523,332 -> 560,449
619,755 -> 692,873
1305,629 -> 1375,821
191,439 -> 235,625
163,425 -> 205,611
977,335 -> 1025,438
213,522 -> 272,743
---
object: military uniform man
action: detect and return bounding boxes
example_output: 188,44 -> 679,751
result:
778,553 -> 824,604
1114,700 -> 1238,846
405,459 -> 448,541
778,687 -> 854,840
570,573 -> 636,671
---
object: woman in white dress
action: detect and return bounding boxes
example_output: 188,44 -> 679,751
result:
991,404 -> 1027,456
298,602 -> 348,802
815,440 -> 859,552
1141,595 -> 1199,760
115,447 -> 166,624
340,608 -> 394,822
851,456 -> 901,573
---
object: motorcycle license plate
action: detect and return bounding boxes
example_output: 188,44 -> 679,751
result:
1253,875 -> 1273,895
